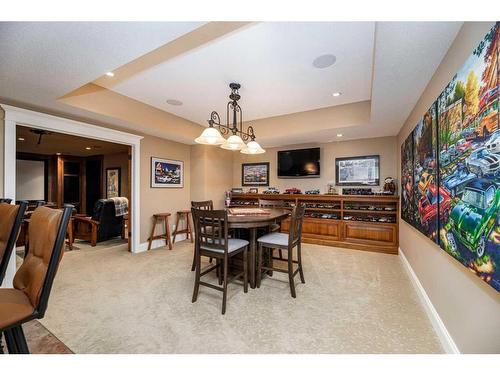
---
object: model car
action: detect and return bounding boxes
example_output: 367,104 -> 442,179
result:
417,172 -> 433,194
447,179 -> 500,257
263,187 -> 280,194
485,131 -> 500,154
417,184 -> 452,231
442,164 -> 477,196
284,188 -> 302,194
305,189 -> 320,195
465,147 -> 500,177
456,139 -> 472,153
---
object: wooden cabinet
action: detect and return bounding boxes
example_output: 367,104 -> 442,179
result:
230,193 -> 399,254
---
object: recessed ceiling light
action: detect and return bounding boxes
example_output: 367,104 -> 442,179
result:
85,147 -> 92,150
56,152 -> 61,156
166,99 -> 183,106
105,71 -> 115,77
18,137 -> 25,141
312,54 -> 336,69
337,133 -> 343,137
332,92 -> 342,97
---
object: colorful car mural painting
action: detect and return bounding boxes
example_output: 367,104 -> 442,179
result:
402,22 -> 500,293
413,104 -> 438,242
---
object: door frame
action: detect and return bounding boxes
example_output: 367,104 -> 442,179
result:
1,104 -> 143,287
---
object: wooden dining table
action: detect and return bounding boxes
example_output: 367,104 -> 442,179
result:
228,208 -> 290,289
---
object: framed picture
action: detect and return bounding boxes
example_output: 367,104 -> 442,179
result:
106,167 -> 121,198
335,155 -> 380,186
241,162 -> 269,186
151,157 -> 184,188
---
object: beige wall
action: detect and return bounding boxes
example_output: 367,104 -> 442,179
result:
140,135 -> 191,243
190,145 -> 233,208
397,22 -> 500,354
103,151 -> 130,200
233,136 -> 398,193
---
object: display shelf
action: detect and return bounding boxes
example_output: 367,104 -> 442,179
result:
229,193 -> 399,254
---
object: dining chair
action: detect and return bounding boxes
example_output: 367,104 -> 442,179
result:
190,200 -> 214,271
0,201 -> 28,284
258,199 -> 286,259
191,208 -> 248,314
256,204 -> 306,298
0,205 -> 73,354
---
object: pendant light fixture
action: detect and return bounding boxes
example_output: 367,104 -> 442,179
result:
195,83 -> 265,154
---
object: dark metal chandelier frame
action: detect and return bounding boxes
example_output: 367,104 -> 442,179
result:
207,83 -> 256,141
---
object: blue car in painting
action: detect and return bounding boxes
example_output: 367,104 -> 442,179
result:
442,164 -> 477,197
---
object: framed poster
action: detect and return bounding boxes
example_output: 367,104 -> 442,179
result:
400,22 -> 500,293
335,155 -> 380,186
106,167 -> 121,198
412,103 -> 439,243
401,133 -> 415,226
241,162 -> 269,186
437,23 -> 500,292
151,157 -> 183,188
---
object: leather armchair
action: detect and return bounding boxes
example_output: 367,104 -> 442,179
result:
73,199 -> 124,246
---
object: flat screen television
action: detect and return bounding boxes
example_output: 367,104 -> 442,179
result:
335,155 -> 380,186
277,147 -> 320,178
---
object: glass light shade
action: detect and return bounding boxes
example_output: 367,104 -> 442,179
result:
241,140 -> 266,154
194,127 -> 225,145
220,134 -> 245,150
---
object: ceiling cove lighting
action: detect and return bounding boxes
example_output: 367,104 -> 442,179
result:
195,83 -> 265,154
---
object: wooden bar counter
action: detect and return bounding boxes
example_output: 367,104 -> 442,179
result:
230,193 -> 399,255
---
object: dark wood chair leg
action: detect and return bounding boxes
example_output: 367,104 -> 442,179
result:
191,247 -> 197,271
297,242 -> 305,284
192,251 -> 201,303
222,256 -> 228,315
147,217 -> 157,250
278,249 -> 283,259
243,247 -> 248,293
12,326 -> 29,354
217,258 -> 223,285
288,247 -> 296,298
4,329 -> 18,354
257,243 -> 263,288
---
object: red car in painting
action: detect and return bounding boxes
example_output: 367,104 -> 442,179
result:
456,139 -> 472,153
418,184 -> 452,229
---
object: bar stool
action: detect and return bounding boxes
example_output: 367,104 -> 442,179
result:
148,213 -> 173,250
172,210 -> 193,244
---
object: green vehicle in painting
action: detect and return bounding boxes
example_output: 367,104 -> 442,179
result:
446,179 -> 500,257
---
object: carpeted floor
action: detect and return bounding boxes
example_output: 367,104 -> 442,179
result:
36,241 -> 443,354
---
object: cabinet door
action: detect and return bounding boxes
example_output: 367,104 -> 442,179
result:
342,222 -> 397,246
283,218 -> 341,241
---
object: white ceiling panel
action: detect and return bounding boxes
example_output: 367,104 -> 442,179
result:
113,22 -> 376,125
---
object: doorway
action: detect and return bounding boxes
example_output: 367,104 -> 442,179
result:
2,104 -> 142,286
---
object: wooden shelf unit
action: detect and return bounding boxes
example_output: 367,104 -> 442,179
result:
229,193 -> 399,255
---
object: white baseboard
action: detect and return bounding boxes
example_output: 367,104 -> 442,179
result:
399,248 -> 460,354
137,233 -> 188,252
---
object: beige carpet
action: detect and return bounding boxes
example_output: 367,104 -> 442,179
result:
39,241 -> 443,353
